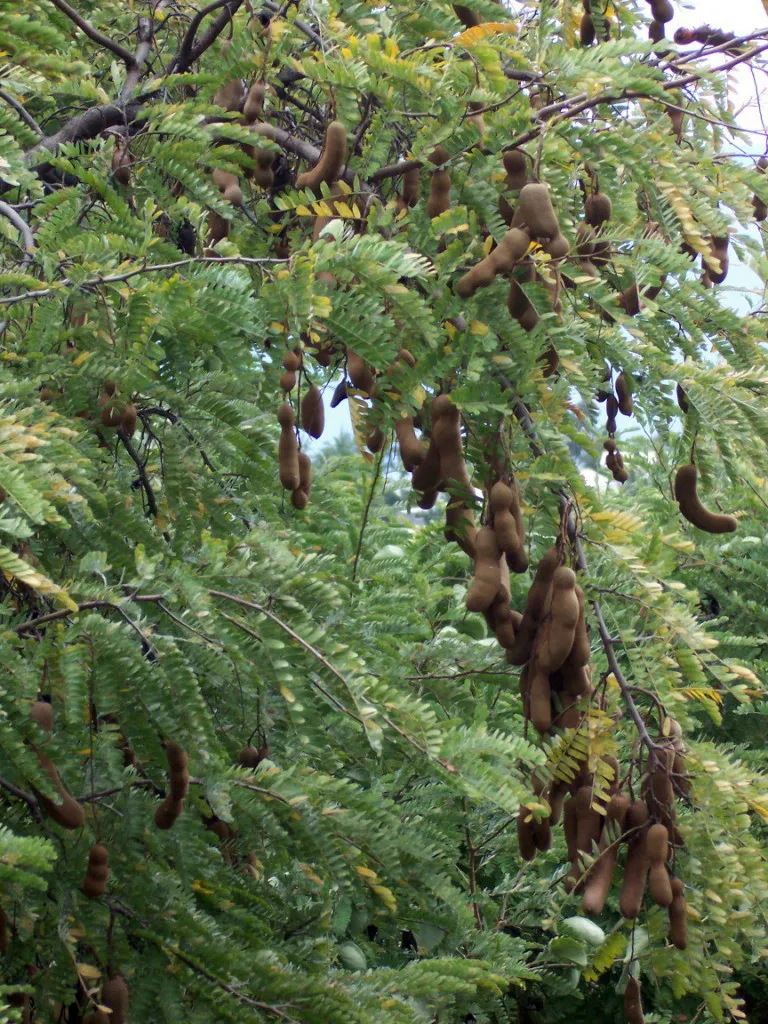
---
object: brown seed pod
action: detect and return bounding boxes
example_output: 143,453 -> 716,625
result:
489,481 -> 528,572
165,741 -> 189,801
212,168 -> 243,207
365,424 -> 386,454
207,211 -> 230,246
466,527 -> 502,613
394,416 -> 425,472
527,666 -> 551,734
615,373 -> 634,416
282,351 -> 301,372
647,823 -> 673,907
30,700 -> 53,733
543,231 -> 570,260
674,463 -> 737,534
395,166 -> 421,214
564,583 -> 590,668
120,403 -> 137,437
532,567 -> 580,674
296,121 -> 347,194
82,843 -> 109,899
99,389 -> 123,428
624,977 -> 645,1024
517,808 -> 537,861
154,795 -> 184,829
112,139 -> 133,187
707,234 -> 729,284
33,752 -> 85,830
565,785 -> 603,892
214,79 -> 245,113
505,545 -> 561,665
649,19 -> 665,42
277,402 -> 300,491
346,349 -> 375,395
243,81 -> 266,124
582,791 -> 630,915
291,451 -> 312,509
507,267 -> 540,332
668,876 -> 688,949
279,370 -> 297,393
580,13 -> 595,45
457,227 -> 530,298
239,743 -> 268,768
619,800 -> 650,918
427,168 -> 451,219
411,431 -> 442,494
101,974 -> 129,1024
585,192 -> 612,228
518,184 -> 559,239
445,500 -> 477,559
301,384 -> 324,439
651,0 -> 674,22
676,383 -> 689,414
330,379 -> 348,408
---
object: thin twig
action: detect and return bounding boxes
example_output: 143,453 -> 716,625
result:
11,595 -> 164,634
0,201 -> 36,268
0,775 -> 43,821
47,0 -> 137,66
0,88 -> 42,135
117,429 -> 160,520
352,448 -> 384,580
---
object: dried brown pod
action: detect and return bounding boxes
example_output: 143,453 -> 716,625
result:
296,121 -> 347,194
647,823 -> 673,907
466,527 -> 502,613
517,808 -> 537,861
166,741 -> 189,801
30,700 -> 53,733
674,463 -> 737,534
457,227 -> 530,298
82,844 -> 109,899
615,372 -> 634,416
301,384 -> 325,439
676,383 -> 689,413
531,567 -> 580,674
239,743 -> 268,768
707,234 -> 729,284
214,80 -> 245,113
154,795 -> 184,829
331,379 -> 348,408
212,168 -> 243,207
33,752 -> 85,830
668,876 -> 688,949
619,800 -> 650,918
427,168 -> 451,219
120,403 -> 137,438
582,792 -> 630,914
277,403 -> 300,491
346,350 -> 375,395
564,785 -> 603,892
243,81 -> 266,124
505,545 -> 561,665
624,977 -> 645,1024
101,974 -> 129,1024
585,192 -> 612,228
518,184 -> 559,239
394,416 -> 425,472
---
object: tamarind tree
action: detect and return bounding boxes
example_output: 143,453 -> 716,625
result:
2,1 -> 768,1021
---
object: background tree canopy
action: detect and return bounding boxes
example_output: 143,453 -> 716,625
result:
2,1 -> 768,1022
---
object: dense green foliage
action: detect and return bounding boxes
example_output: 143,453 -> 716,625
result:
2,1 -> 768,1022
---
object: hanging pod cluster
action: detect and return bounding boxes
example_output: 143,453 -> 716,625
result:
275,344 -> 322,510
82,974 -> 130,1024
154,740 -> 189,829
580,0 -> 611,46
644,0 -> 674,42
98,380 -> 137,438
28,698 -> 85,830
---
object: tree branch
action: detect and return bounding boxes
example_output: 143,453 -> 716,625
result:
121,16 -> 154,102
0,201 -> 36,268
0,88 -> 42,135
171,0 -> 245,74
0,775 -> 43,821
117,429 -> 160,521
11,595 -> 165,634
46,0 -> 137,67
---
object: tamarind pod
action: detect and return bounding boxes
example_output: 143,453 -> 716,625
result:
394,417 -> 425,472
398,166 -> 421,210
207,211 -> 230,245
573,785 -> 602,876
668,876 -> 688,949
120,403 -> 137,437
555,695 -> 583,730
585,193 -> 612,227
502,149 -> 528,190
466,527 -> 502,613
82,843 -> 109,899
582,793 -> 630,915
243,81 -> 266,124
615,372 -> 634,416
624,977 -> 644,1024
301,384 -> 325,439
543,231 -> 570,260
444,502 -> 477,559
296,121 -> 347,194
674,463 -> 737,534
604,438 -> 617,453
753,194 -> 767,222
427,169 -> 451,218
154,795 -> 184,829
528,667 -> 551,734
554,661 -> 592,697
214,79 -> 245,113
575,221 -> 596,258
541,343 -> 559,379
532,816 -> 552,852
112,140 -> 132,187
282,351 -> 300,372
411,439 -> 442,492
456,227 -> 530,298
280,370 -> 296,393
330,379 -> 348,408
277,402 -> 300,491
239,744 -> 267,768
30,700 -> 53,732
619,800 -> 650,918
518,184 -> 559,239
649,19 -> 664,42
517,809 -> 536,861
33,752 -> 85,829
291,451 -> 312,509
672,750 -> 691,796
652,0 -> 674,22
493,614 -> 519,649
707,235 -> 729,284
346,349 -> 375,395
99,390 -> 123,428
504,545 -> 560,665
365,425 -> 385,454
580,13 -> 595,45
533,567 -> 580,674
647,823 -> 673,907
618,282 -> 640,316
165,741 -> 189,800
101,974 -> 129,1024
564,584 -> 590,668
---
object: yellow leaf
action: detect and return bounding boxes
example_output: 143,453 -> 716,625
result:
469,320 -> 489,335
371,884 -> 397,912
299,863 -> 323,885
455,22 -> 518,45
355,866 -> 379,880
280,684 -> 295,703
76,963 -> 102,980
